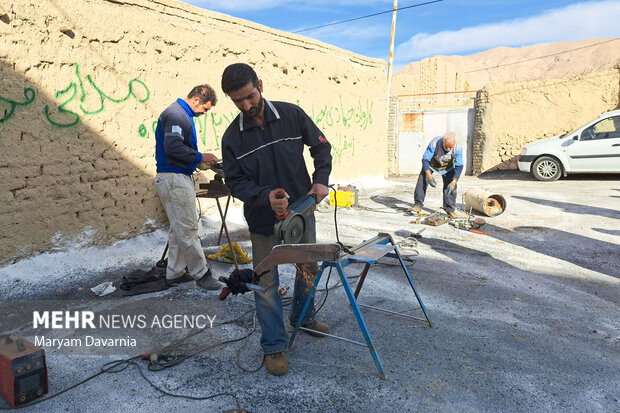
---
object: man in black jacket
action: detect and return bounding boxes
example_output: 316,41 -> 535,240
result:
221,64 -> 332,376
154,85 -> 222,290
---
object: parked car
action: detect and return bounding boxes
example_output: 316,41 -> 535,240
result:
518,109 -> 620,181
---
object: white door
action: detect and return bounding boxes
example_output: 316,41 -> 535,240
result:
567,115 -> 620,172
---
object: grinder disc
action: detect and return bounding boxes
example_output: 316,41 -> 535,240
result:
282,215 -> 305,244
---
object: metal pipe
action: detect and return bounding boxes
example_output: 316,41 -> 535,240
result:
463,188 -> 506,217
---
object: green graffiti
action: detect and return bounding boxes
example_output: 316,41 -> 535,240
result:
44,83 -> 80,127
0,88 -> 36,124
138,124 -> 147,138
74,63 -> 149,115
148,110 -> 236,146
45,63 -> 149,127
308,96 -> 373,132
331,133 -> 355,164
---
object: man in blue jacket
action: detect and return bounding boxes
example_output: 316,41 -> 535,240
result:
221,63 -> 332,376
154,85 -> 222,290
412,132 -> 463,218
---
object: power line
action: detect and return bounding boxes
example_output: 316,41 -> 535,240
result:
464,38 -> 620,73
293,0 -> 443,34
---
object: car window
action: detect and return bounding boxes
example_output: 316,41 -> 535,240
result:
581,115 -> 620,141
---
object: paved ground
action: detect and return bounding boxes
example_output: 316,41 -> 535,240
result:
0,170 -> 618,412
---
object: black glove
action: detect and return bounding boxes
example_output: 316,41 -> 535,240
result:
219,269 -> 258,300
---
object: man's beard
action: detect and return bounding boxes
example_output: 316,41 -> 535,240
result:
243,96 -> 263,118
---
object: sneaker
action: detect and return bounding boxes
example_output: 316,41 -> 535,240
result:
290,320 -> 329,337
195,269 -> 222,290
265,351 -> 288,376
165,271 -> 194,287
447,211 -> 458,219
411,205 -> 422,213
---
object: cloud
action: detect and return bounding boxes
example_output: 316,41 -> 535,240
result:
395,0 -> 620,62
292,21 -> 387,42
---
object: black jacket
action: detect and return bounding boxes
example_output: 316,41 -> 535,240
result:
222,99 -> 332,235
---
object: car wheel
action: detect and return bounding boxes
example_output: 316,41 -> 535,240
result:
532,156 -> 562,181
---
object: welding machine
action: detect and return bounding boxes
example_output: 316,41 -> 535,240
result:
0,335 -> 48,407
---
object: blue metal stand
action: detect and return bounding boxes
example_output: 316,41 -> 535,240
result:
288,233 -> 432,380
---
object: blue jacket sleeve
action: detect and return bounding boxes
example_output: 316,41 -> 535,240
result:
222,133 -> 271,208
421,140 -> 436,172
454,145 -> 464,179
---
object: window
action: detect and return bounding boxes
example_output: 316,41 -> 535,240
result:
581,116 -> 620,140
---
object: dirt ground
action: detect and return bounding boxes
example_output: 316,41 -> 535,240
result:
0,170 -> 618,412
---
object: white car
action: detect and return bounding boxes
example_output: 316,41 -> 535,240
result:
518,109 -> 620,181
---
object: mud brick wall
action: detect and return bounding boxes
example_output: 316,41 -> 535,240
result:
0,0 -> 387,264
472,67 -> 620,174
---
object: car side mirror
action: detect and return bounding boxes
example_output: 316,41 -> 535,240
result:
573,135 -> 578,141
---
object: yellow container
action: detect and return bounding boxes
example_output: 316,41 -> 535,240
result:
329,190 -> 356,207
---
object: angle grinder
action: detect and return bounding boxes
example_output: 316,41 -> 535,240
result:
273,190 -> 317,244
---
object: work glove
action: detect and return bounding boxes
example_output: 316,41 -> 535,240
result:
447,180 -> 457,195
218,268 -> 257,300
428,176 -> 438,188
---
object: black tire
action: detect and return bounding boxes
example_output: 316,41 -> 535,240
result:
532,156 -> 562,181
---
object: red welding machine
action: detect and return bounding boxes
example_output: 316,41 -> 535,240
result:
0,335 -> 48,407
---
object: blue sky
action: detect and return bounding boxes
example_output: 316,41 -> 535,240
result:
181,0 -> 620,70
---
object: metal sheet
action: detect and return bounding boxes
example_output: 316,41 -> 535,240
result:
254,243 -> 341,275
349,244 -> 395,262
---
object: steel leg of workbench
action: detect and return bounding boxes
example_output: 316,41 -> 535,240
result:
289,260 -> 387,380
215,197 -> 238,271
216,195 -> 231,246
387,246 -> 432,328
334,262 -> 387,380
289,262 -> 328,348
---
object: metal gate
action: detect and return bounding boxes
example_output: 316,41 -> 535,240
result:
395,95 -> 475,175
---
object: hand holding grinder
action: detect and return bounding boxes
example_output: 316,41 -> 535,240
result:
273,189 -> 317,244
218,189 -> 318,299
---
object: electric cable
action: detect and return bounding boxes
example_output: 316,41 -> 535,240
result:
328,185 -> 355,255
0,309 -> 258,410
293,0 -> 443,33
464,38 -> 619,73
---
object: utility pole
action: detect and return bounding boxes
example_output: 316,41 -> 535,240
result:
386,0 -> 398,105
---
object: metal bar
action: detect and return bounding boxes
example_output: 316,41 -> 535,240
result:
353,263 -> 371,299
399,97 -> 475,102
216,195 -> 231,246
297,328 -> 367,347
357,304 -> 428,322
397,90 -> 478,97
388,234 -> 432,327
255,244 -> 341,275
336,263 -> 387,380
216,197 -> 239,271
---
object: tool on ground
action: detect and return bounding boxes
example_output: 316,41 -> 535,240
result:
0,335 -> 48,407
425,211 -> 451,226
463,188 -> 506,216
273,191 -> 317,244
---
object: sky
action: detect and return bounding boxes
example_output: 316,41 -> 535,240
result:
180,0 -> 620,70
